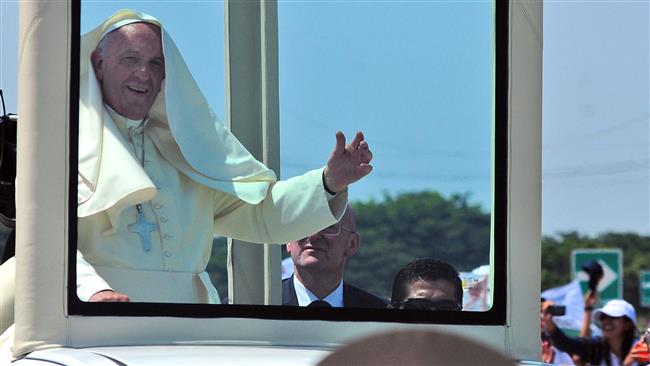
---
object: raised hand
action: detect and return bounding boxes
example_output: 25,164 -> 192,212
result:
624,339 -> 650,366
584,290 -> 599,309
323,131 -> 373,193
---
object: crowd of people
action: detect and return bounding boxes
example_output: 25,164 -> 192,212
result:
540,263 -> 650,366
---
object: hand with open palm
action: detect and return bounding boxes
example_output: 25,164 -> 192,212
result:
323,131 -> 373,193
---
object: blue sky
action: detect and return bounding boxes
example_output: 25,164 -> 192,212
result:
79,1 -> 494,215
542,1 -> 649,235
1,1 -> 648,236
277,2 -> 493,212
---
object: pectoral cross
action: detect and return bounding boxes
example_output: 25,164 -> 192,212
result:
128,204 -> 157,252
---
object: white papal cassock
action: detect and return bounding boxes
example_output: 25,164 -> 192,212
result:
77,10 -> 347,303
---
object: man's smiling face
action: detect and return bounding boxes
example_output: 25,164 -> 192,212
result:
92,22 -> 165,120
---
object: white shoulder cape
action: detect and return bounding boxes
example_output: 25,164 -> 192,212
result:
78,9 -> 277,231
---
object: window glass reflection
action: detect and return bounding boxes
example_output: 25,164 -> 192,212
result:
278,1 -> 495,311
75,1 -> 496,311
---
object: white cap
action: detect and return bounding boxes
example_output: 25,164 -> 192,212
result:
594,299 -> 637,325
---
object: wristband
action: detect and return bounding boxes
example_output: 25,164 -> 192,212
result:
584,306 -> 594,312
322,174 -> 337,195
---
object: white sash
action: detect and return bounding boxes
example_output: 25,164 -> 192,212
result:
93,265 -> 221,304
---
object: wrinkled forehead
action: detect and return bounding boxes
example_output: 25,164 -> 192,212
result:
100,16 -> 160,39
98,21 -> 162,50
124,22 -> 161,37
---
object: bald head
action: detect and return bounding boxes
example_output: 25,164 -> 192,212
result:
91,22 -> 165,120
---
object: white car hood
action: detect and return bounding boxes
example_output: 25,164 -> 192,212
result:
17,344 -> 332,366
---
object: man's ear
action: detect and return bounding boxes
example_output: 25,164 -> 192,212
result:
344,233 -> 360,257
90,49 -> 104,81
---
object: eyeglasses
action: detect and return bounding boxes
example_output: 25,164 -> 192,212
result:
320,222 -> 355,237
392,298 -> 462,311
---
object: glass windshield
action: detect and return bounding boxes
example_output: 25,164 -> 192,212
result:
73,0 -> 499,319
278,1 -> 495,311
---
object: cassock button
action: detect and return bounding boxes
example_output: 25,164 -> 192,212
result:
164,250 -> 172,257
154,203 -> 163,209
163,234 -> 172,240
160,217 -> 168,223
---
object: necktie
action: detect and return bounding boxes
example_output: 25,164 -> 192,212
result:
308,300 -> 332,307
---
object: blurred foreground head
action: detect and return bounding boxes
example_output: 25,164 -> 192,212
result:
318,330 -> 515,366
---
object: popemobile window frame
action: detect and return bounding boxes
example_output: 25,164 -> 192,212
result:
67,0 -> 509,326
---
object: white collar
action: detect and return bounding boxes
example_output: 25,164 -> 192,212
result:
292,275 -> 343,307
105,105 -> 145,138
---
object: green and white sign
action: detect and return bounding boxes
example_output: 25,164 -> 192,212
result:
571,249 -> 623,304
640,270 -> 650,308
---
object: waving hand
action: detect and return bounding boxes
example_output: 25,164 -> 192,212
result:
323,131 -> 373,193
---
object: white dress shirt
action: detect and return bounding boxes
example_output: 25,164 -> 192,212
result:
292,275 -> 344,307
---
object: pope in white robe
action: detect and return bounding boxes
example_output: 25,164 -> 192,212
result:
76,10 -> 373,304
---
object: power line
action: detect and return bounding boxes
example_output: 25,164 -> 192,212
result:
280,105 -> 490,159
543,158 -> 648,180
282,161 -> 490,183
543,113 -> 649,149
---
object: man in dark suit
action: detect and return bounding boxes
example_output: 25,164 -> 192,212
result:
283,205 -> 386,308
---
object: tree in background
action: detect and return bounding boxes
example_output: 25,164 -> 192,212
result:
348,191 -> 490,299
207,191 -> 650,324
542,232 -> 650,326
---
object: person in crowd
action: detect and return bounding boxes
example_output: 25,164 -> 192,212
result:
390,259 -> 463,311
627,329 -> 650,365
283,205 -> 385,308
77,10 -> 373,303
542,331 -> 576,366
463,274 -> 488,311
540,299 -> 576,365
542,299 -> 641,366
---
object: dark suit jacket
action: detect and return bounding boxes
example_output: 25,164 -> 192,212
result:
282,275 -> 387,308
